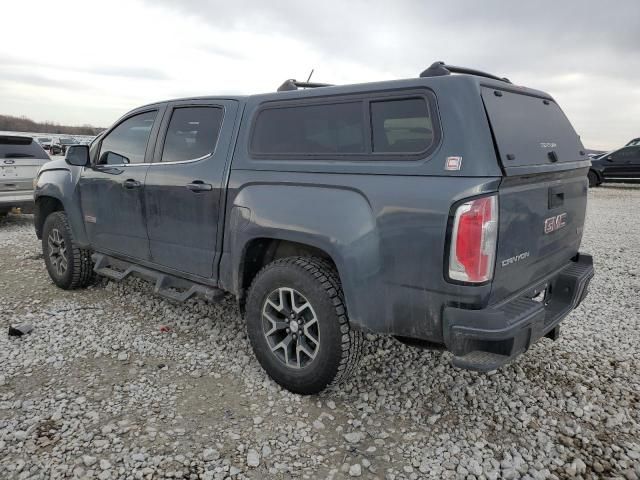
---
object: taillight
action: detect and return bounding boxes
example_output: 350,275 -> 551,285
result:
448,195 -> 498,283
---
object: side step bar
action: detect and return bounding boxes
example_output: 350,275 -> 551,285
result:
92,253 -> 225,303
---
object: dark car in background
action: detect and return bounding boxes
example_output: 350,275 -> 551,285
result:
57,137 -> 79,155
589,145 -> 640,186
38,137 -> 63,155
1,135 -> 51,216
36,137 -> 54,151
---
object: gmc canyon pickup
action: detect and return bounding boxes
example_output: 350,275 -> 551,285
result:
34,62 -> 594,394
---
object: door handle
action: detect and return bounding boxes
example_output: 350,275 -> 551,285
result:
123,179 -> 142,189
186,181 -> 213,192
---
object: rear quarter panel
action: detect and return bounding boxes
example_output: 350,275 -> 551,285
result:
221,171 -> 501,340
220,77 -> 507,340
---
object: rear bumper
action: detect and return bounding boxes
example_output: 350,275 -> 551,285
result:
443,253 -> 594,371
0,190 -> 35,208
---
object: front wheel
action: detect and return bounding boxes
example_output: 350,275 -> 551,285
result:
245,256 -> 363,394
588,170 -> 599,188
42,211 -> 95,289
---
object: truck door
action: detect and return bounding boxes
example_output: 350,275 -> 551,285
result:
79,107 -> 164,261
144,100 -> 238,279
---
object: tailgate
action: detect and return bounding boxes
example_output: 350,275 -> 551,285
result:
481,86 -> 590,175
481,85 -> 591,303
490,168 -> 588,303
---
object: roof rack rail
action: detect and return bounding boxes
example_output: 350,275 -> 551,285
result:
420,61 -> 512,84
277,79 -> 334,92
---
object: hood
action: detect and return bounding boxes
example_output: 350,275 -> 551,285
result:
40,157 -> 70,172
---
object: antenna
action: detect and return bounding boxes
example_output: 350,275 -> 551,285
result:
306,69 -> 314,82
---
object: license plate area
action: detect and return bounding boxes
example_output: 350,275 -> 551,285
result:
528,282 -> 550,305
0,166 -> 18,177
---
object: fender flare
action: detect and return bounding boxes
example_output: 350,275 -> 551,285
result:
221,183 -> 383,331
34,166 -> 89,246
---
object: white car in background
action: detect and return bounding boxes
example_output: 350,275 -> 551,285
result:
1,135 -> 51,216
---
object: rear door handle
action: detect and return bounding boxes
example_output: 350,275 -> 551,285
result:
186,181 -> 213,192
123,179 -> 142,189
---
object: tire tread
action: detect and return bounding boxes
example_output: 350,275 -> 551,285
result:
246,256 -> 363,393
44,211 -> 95,289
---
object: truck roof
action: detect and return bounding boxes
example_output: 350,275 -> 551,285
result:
134,62 -> 551,111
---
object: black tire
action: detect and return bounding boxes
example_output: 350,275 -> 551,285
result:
588,170 -> 599,188
245,256 -> 363,394
42,211 -> 95,289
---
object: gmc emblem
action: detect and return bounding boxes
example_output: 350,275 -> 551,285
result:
544,213 -> 567,234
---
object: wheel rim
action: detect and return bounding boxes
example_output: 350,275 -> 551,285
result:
47,228 -> 68,276
262,287 -> 320,369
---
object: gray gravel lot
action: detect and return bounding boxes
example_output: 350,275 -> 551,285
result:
1,185 -> 639,480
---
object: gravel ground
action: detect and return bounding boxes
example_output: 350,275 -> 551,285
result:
1,185 -> 639,480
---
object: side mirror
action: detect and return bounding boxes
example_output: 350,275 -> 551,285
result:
65,145 -> 90,167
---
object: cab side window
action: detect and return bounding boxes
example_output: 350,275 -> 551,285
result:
99,111 -> 157,165
161,107 -> 223,163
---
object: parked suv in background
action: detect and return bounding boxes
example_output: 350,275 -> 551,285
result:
33,62 -> 594,394
1,135 -> 50,216
588,145 -> 640,186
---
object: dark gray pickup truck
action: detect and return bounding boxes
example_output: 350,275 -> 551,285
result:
34,62 -> 594,394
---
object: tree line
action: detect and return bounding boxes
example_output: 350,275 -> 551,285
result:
0,114 -> 104,136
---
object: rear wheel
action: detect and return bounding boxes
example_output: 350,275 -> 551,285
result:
42,211 -> 95,289
588,170 -> 599,187
245,256 -> 363,394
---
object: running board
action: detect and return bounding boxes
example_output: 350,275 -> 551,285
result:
92,253 -> 224,303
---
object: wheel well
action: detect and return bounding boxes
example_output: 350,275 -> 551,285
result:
239,238 -> 335,306
34,196 -> 64,239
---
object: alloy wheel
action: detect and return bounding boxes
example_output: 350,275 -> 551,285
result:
47,228 -> 68,276
262,287 -> 320,369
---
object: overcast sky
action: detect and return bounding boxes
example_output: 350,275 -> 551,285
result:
2,0 -> 639,150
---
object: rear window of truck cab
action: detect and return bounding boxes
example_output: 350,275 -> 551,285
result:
249,91 -> 439,159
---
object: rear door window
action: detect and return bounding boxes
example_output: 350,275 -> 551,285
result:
161,107 -> 224,163
370,98 -> 433,153
99,110 -> 157,165
251,102 -> 365,154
